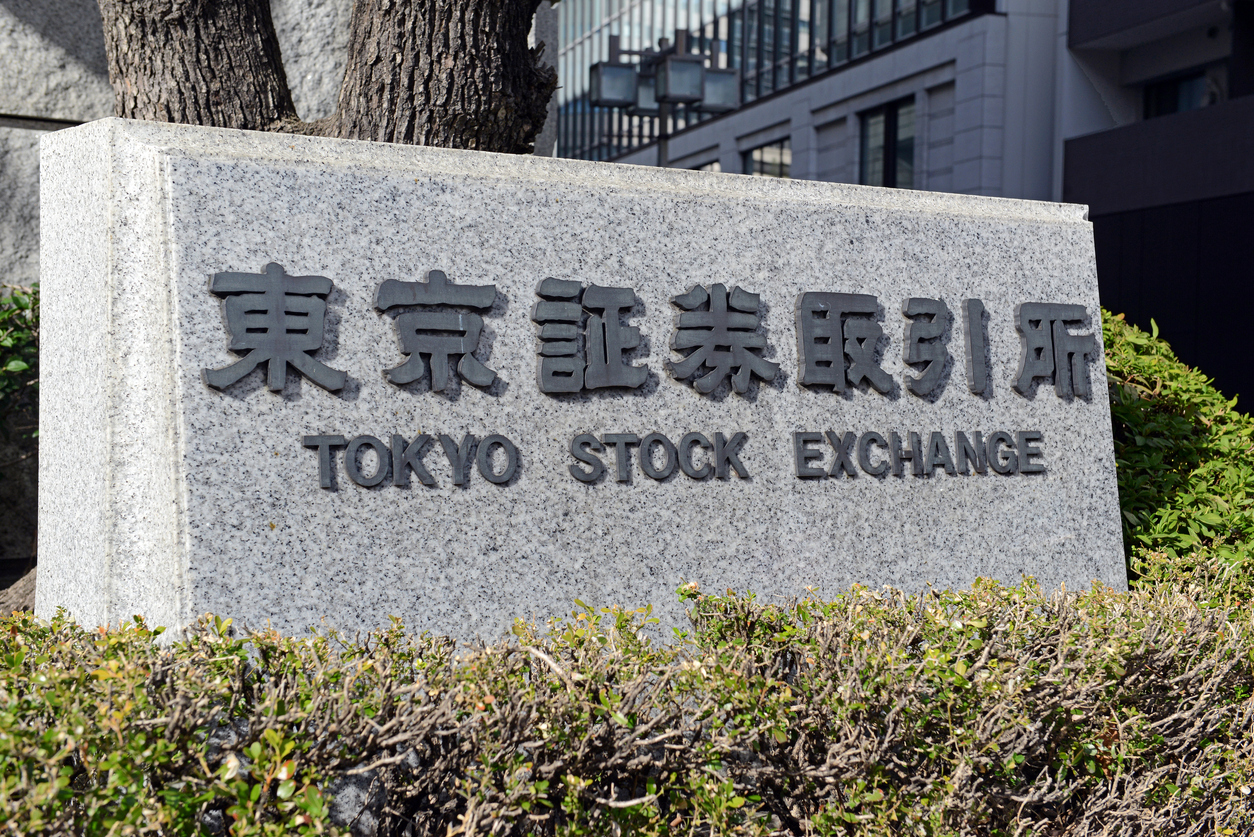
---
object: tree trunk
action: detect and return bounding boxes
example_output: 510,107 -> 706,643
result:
98,0 -> 299,132
328,0 -> 554,152
97,0 -> 558,154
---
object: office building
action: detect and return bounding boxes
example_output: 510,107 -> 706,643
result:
557,0 -> 1055,200
557,0 -> 1254,399
1063,1 -> 1254,404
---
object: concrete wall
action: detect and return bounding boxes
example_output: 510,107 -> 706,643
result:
0,0 -> 112,569
0,0 -> 112,289
0,0 -> 354,289
0,0 -> 355,568
530,2 -> 561,156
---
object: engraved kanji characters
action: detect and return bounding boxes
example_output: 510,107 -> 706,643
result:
1012,303 -> 1096,399
901,297 -> 951,398
670,284 -> 779,394
795,292 -> 891,394
203,262 -> 347,392
202,261 -> 1096,405
531,278 -> 647,393
375,270 -> 498,391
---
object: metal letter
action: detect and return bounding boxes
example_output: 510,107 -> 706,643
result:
713,432 -> 749,479
377,270 -> 496,309
537,355 -> 583,394
890,431 -> 923,477
794,432 -> 825,478
924,431 -> 957,476
796,292 -> 857,390
826,431 -> 858,477
602,433 -> 640,482
670,284 -> 779,394
391,434 -> 435,487
205,263 -> 347,392
678,432 -> 713,479
476,435 -> 519,484
1017,430 -> 1045,474
963,299 -> 989,395
439,433 -> 476,486
377,270 -> 498,392
795,292 -> 889,394
533,279 -> 584,393
902,298 -> 950,398
387,312 -> 493,390
857,432 -> 889,477
639,433 -> 678,480
533,280 -> 648,394
346,435 -> 389,487
844,318 -> 893,394
954,431 -> 986,475
569,434 -> 605,482
1052,321 -> 1094,400
987,431 -> 1019,475
303,434 -> 346,489
1013,303 -> 1095,399
583,285 -> 648,390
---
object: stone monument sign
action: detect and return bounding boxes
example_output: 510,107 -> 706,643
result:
35,119 -> 1125,639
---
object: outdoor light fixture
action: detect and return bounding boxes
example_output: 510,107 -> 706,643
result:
585,30 -> 740,167
628,74 -> 659,116
699,68 -> 739,113
587,36 -> 738,118
655,55 -> 704,104
588,62 -> 637,109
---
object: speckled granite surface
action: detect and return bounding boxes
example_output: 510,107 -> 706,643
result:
36,119 -> 1125,640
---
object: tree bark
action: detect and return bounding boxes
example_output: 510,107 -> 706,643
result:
98,0 -> 299,132
328,0 -> 554,152
97,0 -> 558,154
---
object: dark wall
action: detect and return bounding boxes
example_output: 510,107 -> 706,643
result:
1069,0 -> 1218,48
1064,96 -> 1254,217
1093,191 -> 1254,403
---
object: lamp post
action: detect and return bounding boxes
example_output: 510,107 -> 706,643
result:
589,30 -> 739,168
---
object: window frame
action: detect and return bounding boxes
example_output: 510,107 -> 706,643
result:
742,137 -> 793,178
858,95 -> 915,188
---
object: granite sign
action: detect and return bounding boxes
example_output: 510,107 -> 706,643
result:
35,119 -> 1125,639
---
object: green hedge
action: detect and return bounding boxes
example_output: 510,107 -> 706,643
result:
1105,312 -> 1254,599
2,312 -> 1253,836
3,584 -> 1252,836
0,283 -> 39,570
0,283 -> 38,445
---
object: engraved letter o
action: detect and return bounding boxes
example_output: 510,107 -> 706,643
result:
639,432 -> 678,480
346,435 -> 390,487
476,435 -> 519,484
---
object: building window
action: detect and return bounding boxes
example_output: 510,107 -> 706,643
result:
921,0 -> 942,28
695,159 -> 723,172
743,139 -> 792,177
859,97 -> 914,188
1144,66 -> 1227,119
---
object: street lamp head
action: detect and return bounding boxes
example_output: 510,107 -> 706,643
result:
628,74 -> 659,116
589,62 -> 638,108
656,55 -> 704,104
700,68 -> 740,113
